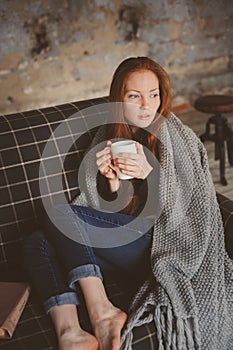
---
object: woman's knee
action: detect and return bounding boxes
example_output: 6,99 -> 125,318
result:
44,204 -> 76,229
46,204 -> 89,224
46,204 -> 73,220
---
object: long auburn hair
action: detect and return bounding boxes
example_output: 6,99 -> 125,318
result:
107,56 -> 172,154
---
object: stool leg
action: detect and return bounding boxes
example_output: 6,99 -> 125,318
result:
214,115 -> 222,160
200,119 -> 211,142
222,116 -> 233,166
215,113 -> 228,185
214,142 -> 220,161
219,142 -> 227,185
227,137 -> 233,166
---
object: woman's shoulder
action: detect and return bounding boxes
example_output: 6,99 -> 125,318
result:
167,112 -> 206,156
169,112 -> 199,141
177,113 -> 208,156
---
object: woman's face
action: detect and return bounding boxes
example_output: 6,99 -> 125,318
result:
123,70 -> 161,129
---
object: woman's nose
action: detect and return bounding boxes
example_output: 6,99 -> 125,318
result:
140,96 -> 149,109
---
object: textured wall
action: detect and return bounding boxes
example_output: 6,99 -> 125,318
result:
0,0 -> 232,114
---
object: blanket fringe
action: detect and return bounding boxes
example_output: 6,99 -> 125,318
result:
165,307 -> 173,349
120,331 -> 133,350
176,316 -> 185,349
154,306 -> 163,349
183,318 -> 194,349
154,306 -> 201,350
193,316 -> 201,349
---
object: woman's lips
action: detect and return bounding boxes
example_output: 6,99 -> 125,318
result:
138,114 -> 151,120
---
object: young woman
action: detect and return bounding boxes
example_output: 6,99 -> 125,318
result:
24,57 -> 233,350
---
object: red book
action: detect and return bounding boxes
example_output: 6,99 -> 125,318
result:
0,282 -> 30,339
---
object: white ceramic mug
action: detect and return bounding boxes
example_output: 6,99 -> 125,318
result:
111,140 -> 137,180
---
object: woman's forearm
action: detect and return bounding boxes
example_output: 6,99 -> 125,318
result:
108,178 -> 121,193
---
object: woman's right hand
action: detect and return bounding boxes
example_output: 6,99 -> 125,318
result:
96,141 -> 118,181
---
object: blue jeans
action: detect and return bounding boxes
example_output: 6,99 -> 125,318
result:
24,205 -> 153,313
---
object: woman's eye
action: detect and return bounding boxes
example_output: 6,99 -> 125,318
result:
150,93 -> 159,98
128,94 -> 139,99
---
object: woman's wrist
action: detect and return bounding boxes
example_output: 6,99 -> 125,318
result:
108,178 -> 121,192
142,163 -> 153,180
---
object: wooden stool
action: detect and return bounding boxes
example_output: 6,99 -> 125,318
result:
194,95 -> 233,185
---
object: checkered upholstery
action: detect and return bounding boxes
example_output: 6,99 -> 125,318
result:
0,97 -> 232,349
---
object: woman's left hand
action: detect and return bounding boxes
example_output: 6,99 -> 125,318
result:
115,142 -> 153,180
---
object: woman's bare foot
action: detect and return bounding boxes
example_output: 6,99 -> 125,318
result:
58,327 -> 98,350
91,305 -> 127,350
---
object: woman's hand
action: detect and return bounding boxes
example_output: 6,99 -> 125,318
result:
96,141 -> 116,179
115,142 -> 153,180
96,141 -> 120,192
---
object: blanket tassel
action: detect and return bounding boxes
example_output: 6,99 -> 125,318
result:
154,306 -> 201,350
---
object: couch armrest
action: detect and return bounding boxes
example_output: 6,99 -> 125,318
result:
217,192 -> 233,259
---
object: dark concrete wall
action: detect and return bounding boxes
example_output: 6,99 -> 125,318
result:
0,0 -> 232,114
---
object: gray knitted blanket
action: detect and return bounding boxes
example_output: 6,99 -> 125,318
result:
72,113 -> 233,349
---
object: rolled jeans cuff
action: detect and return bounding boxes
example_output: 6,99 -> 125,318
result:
68,264 -> 103,290
44,292 -> 79,314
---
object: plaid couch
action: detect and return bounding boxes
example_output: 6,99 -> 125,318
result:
0,97 -> 232,350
